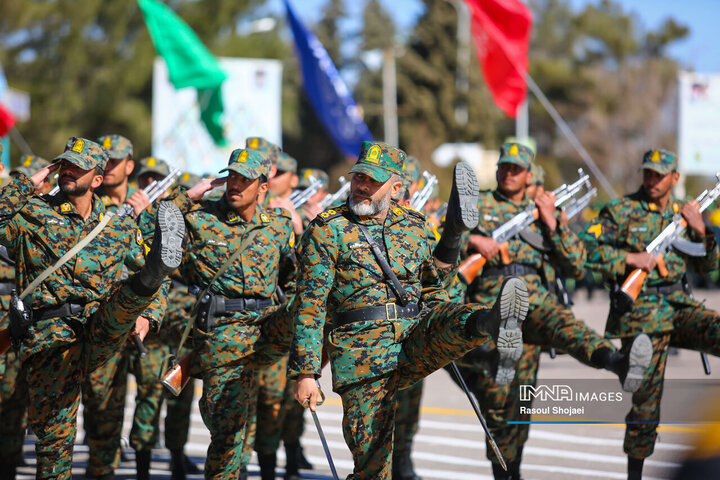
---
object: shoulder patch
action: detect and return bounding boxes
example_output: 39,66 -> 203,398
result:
289,232 -> 296,248
587,223 -> 602,239
402,206 -> 426,220
316,205 -> 349,224
136,229 -> 143,245
260,213 -> 270,223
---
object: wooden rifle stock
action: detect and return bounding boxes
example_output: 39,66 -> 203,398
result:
0,328 -> 10,356
620,254 -> 668,302
458,243 -> 511,285
162,352 -> 193,396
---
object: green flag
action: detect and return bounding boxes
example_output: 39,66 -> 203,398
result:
138,0 -> 227,145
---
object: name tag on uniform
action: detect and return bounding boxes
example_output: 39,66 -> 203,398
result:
46,218 -> 64,225
630,227 -> 648,233
483,214 -> 500,222
349,243 -> 365,249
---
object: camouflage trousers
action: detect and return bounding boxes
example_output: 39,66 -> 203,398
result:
621,302 -> 720,459
337,302 -> 490,480
452,344 -> 542,466
0,348 -> 28,465
24,282 -> 159,479
199,305 -> 293,479
393,379 -> 423,457
82,337 -> 170,476
165,374 -> 196,452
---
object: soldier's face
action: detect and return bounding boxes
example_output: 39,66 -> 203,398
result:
268,170 -> 298,196
497,163 -> 530,196
349,173 -> 401,216
226,171 -> 267,210
103,156 -> 134,187
138,173 -> 165,190
642,169 -> 679,200
58,160 -> 103,196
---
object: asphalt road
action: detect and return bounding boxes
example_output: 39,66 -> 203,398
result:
15,289 -> 720,479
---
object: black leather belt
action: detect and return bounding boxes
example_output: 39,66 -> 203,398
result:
482,264 -> 540,278
0,282 -> 13,296
223,297 -> 274,312
33,303 -> 85,320
335,303 -> 419,327
639,283 -> 684,297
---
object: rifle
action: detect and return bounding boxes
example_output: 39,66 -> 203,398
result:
318,176 -> 350,210
563,187 -> 598,221
289,176 -> 324,209
458,169 -> 592,285
161,351 -> 194,396
410,171 -> 438,211
615,174 -> 720,312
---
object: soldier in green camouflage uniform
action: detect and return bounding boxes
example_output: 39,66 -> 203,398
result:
581,149 -> 720,480
172,148 -> 297,479
0,149 -> 49,475
463,143 -> 653,480
297,168 -> 329,229
0,137 -> 183,479
290,141 -> 531,480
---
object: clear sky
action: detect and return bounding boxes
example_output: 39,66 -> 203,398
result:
269,0 -> 720,73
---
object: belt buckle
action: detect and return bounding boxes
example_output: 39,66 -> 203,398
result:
385,303 -> 397,321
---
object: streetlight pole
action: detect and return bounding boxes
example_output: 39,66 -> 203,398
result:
445,0 -> 471,127
382,47 -> 399,146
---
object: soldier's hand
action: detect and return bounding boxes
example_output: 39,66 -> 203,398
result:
295,375 -> 319,412
626,252 -> 658,273
31,163 -> 59,190
535,192 -> 558,230
186,177 -> 227,201
134,316 -> 150,341
468,235 -> 501,259
681,200 -> 705,237
125,190 -> 152,216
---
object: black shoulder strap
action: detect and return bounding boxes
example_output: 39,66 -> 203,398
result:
356,223 -> 410,306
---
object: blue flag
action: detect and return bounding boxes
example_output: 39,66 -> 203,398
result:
284,0 -> 373,157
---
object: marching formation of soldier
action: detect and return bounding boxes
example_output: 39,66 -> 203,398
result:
0,132 -> 718,480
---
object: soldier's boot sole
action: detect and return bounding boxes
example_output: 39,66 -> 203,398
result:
450,161 -> 480,230
155,201 -> 184,271
622,334 -> 652,393
493,277 -> 529,386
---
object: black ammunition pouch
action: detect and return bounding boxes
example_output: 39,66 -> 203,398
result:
8,289 -> 32,347
195,293 -> 274,332
482,264 -> 540,278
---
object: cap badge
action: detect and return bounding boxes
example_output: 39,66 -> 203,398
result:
147,157 -> 156,167
249,138 -> 259,148
72,140 -> 85,153
103,137 -> 112,149
23,156 -> 32,166
509,144 -> 519,156
367,145 -> 381,164
651,150 -> 660,163
238,151 -> 248,163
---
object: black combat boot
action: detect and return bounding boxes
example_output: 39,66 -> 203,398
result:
135,449 -> 151,480
237,466 -> 248,480
170,449 -> 186,480
628,456 -> 644,480
432,161 -> 479,264
393,444 -> 421,480
131,201 -> 185,297
258,452 -> 277,480
286,442 -> 313,470
466,276 -> 529,385
0,462 -> 16,480
592,334 -> 652,393
183,453 -> 201,473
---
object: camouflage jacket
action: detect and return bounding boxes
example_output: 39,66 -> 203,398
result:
0,249 -> 13,315
0,174 -> 166,356
467,190 -> 586,304
581,190 -> 720,337
174,192 -> 296,313
288,202 -> 450,390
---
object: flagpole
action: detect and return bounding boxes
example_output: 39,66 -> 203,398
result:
9,127 -> 33,156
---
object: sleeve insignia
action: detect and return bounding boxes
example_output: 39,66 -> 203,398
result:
587,223 -> 602,239
136,229 -> 143,245
289,232 -> 296,248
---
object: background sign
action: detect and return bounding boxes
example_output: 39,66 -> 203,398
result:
678,71 -> 720,176
152,57 -> 282,175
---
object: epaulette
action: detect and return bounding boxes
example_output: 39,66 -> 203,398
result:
316,205 -> 349,224
271,207 -> 292,220
400,205 -> 426,221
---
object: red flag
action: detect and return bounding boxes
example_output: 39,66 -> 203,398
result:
464,0 -> 532,117
0,103 -> 16,137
